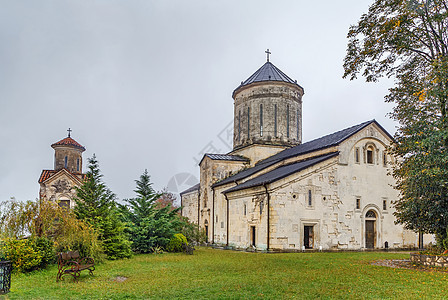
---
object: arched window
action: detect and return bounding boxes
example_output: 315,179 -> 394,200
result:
64,156 -> 68,168
296,108 -> 300,140
76,158 -> 80,172
247,107 -> 250,139
274,104 -> 278,137
367,146 -> 374,164
260,104 -> 263,136
286,105 -> 290,138
238,110 -> 241,141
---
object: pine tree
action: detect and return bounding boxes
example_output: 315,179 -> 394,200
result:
74,155 -> 131,259
119,170 -> 181,253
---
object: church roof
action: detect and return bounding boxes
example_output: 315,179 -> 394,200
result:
223,152 -> 338,193
180,183 -> 200,196
213,120 -> 389,189
51,136 -> 86,151
38,169 -> 85,184
233,61 -> 302,96
199,154 -> 249,166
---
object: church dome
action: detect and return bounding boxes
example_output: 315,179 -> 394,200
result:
233,61 -> 303,97
51,137 -> 86,151
232,55 -> 304,151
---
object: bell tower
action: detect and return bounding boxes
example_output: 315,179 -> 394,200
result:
51,128 -> 86,173
231,51 -> 304,162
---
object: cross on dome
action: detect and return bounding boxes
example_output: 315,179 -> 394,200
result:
265,49 -> 271,62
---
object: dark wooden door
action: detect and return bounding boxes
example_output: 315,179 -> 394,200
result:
251,226 -> 256,247
365,220 -> 375,249
304,226 -> 314,249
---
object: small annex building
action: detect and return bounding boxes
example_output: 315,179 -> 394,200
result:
38,131 -> 86,209
180,55 -> 433,251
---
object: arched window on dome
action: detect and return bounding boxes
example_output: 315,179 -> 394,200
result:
238,110 -> 241,141
247,107 -> 250,139
297,108 -> 299,140
274,104 -> 278,137
260,104 -> 263,136
64,156 -> 68,168
77,158 -> 80,172
286,105 -> 290,138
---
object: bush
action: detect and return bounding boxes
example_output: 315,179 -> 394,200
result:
1,238 -> 43,272
177,216 -> 207,245
166,233 -> 188,252
31,236 -> 55,268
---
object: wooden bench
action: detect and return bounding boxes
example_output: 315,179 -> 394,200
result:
56,251 -> 95,282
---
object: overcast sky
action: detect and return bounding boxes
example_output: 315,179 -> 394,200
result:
0,0 -> 397,204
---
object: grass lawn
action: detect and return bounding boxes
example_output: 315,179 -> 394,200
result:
3,247 -> 448,299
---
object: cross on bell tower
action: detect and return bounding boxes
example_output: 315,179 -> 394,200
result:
67,128 -> 72,138
265,49 -> 271,62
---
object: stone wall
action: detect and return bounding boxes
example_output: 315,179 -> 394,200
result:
410,253 -> 448,267
233,82 -> 303,150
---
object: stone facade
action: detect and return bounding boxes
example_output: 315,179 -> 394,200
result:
233,81 -> 303,151
181,58 -> 434,250
38,135 -> 86,209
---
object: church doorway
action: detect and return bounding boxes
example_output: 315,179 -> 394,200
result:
304,226 -> 314,249
204,220 -> 209,243
365,210 -> 377,249
250,226 -> 256,247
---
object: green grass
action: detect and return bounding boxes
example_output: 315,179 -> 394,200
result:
3,247 -> 448,299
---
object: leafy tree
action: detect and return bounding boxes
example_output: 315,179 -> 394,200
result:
119,170 -> 181,253
156,188 -> 179,209
344,0 -> 448,248
74,155 -> 131,259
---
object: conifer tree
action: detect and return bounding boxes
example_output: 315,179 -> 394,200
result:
74,155 -> 132,259
119,170 -> 181,253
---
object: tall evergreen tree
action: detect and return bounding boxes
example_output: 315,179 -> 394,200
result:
119,170 -> 181,253
74,155 -> 132,259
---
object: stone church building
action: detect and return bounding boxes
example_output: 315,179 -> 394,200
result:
181,56 -> 432,251
38,131 -> 86,209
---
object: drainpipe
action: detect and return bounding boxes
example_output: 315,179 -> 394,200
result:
197,188 -> 200,229
264,184 -> 270,251
212,187 -> 215,244
225,194 -> 229,246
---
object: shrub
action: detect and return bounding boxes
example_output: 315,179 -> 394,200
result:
166,233 -> 188,252
1,238 -> 43,272
177,216 -> 207,245
31,236 -> 55,268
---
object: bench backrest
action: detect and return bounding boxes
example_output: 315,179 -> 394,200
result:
59,250 -> 80,262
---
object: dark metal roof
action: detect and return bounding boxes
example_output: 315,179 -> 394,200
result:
198,153 -> 249,166
180,183 -> 200,196
205,154 -> 249,162
223,152 -> 339,194
233,62 -> 302,96
213,120 -> 386,189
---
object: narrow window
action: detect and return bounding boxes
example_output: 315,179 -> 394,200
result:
76,158 -> 80,172
274,104 -> 277,137
383,152 -> 387,166
355,148 -> 360,163
297,108 -> 300,140
308,190 -> 312,206
216,215 -> 218,223
64,156 -> 68,168
367,148 -> 373,164
244,204 -> 247,216
356,198 -> 360,210
260,104 -> 263,136
247,107 -> 250,139
238,110 -> 241,141
383,200 -> 387,210
287,105 -> 290,138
